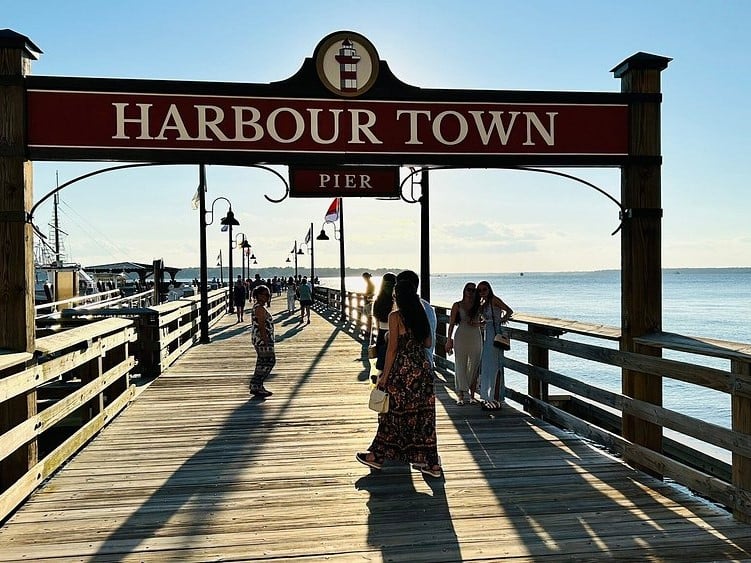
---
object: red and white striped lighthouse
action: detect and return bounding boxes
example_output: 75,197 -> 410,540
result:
334,38 -> 361,92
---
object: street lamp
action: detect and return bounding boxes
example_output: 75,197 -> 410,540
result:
233,232 -> 248,283
212,200 -> 240,313
286,241 -> 304,277
237,236 -> 251,281
299,223 -> 315,284
317,197 -> 345,315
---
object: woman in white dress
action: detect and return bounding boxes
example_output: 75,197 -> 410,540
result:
445,283 -> 482,405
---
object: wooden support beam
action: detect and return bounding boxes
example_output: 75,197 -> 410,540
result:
0,30 -> 41,491
613,52 -> 671,475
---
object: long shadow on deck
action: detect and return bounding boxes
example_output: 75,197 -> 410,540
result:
84,305 -> 751,561
312,305 -> 751,560
90,306 -> 389,560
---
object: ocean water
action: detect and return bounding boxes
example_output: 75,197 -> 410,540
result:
321,268 -> 751,461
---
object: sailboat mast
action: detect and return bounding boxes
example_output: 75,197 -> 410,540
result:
54,171 -> 60,266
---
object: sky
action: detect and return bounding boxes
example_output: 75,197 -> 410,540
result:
6,0 -> 750,274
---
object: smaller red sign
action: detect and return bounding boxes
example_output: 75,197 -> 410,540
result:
289,166 -> 400,198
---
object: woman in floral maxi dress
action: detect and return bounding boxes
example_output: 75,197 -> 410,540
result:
356,279 -> 442,478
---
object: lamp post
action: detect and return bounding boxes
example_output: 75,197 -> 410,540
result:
233,232 -> 248,284
299,223 -> 315,284
239,236 -> 251,282
198,165 -> 209,343
317,198 -> 345,316
286,241 -> 304,278
216,201 -> 240,313
200,186 -> 240,342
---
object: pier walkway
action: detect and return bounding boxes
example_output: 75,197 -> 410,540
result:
2,301 -> 751,561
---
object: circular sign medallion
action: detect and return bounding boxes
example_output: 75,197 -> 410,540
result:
315,31 -> 379,98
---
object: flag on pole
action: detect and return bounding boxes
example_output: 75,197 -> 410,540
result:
305,225 -> 312,245
220,224 -> 229,232
190,187 -> 201,210
216,250 -> 222,267
324,198 -> 339,223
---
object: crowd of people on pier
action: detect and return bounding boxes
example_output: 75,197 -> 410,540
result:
238,267 -> 513,481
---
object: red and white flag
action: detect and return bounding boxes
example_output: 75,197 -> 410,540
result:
324,198 -> 340,223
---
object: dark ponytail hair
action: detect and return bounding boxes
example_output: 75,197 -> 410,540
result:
373,272 -> 396,321
394,279 -> 430,342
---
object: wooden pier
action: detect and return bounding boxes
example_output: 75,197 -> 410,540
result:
2,300 -> 751,562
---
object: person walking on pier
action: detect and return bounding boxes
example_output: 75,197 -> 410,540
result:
249,284 -> 275,398
297,276 -> 313,323
445,283 -> 482,405
356,279 -> 442,478
362,272 -> 376,344
372,272 -> 396,374
286,276 -> 297,313
233,276 -> 247,322
477,280 -> 513,407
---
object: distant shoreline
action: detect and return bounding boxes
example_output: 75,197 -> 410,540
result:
174,265 -> 750,281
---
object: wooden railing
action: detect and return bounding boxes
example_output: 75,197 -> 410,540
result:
59,288 -> 229,377
316,286 -> 751,522
34,289 -> 124,318
35,289 -> 156,324
0,288 -> 229,522
0,319 -> 136,522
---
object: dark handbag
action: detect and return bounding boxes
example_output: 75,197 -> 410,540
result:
493,332 -> 510,350
367,344 -> 378,359
368,387 -> 389,413
491,306 -> 510,350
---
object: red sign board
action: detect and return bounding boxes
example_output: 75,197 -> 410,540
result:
290,166 -> 399,198
26,90 -> 628,161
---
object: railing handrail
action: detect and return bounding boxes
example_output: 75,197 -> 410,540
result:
314,283 -> 751,521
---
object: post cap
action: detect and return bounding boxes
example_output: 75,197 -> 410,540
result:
611,52 -> 672,78
0,29 -> 42,60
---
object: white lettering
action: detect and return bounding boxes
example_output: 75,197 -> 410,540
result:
267,107 -> 305,143
318,174 -> 331,188
309,109 -> 342,144
396,110 -> 431,144
523,112 -> 557,146
154,104 -> 195,140
195,105 -> 229,141
432,110 -> 469,146
360,175 -> 373,189
112,103 -> 153,140
232,106 -> 264,141
349,109 -> 382,144
469,110 -> 519,145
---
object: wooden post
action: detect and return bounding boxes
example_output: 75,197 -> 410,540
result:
0,30 -> 41,490
732,358 -> 751,522
613,53 -> 671,474
0,31 -> 39,352
527,325 -> 550,417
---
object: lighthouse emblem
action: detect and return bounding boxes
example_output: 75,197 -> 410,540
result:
315,31 -> 379,97
335,39 -> 361,92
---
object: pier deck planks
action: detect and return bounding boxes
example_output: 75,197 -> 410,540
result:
2,301 -> 751,561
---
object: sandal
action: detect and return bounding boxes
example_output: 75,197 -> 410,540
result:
356,452 -> 382,470
456,399 -> 465,406
481,400 -> 502,410
420,465 -> 442,478
468,397 -> 478,405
